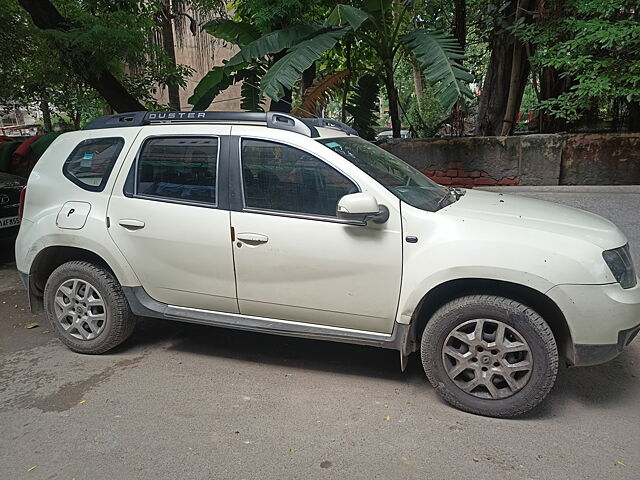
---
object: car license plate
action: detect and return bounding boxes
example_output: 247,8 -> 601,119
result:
0,216 -> 20,229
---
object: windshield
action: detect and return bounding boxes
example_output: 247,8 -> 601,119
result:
318,137 -> 455,211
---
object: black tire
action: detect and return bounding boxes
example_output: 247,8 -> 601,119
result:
421,295 -> 558,418
44,261 -> 136,354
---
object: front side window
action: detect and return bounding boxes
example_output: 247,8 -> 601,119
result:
136,137 -> 218,205
63,137 -> 124,192
318,137 -> 455,211
241,139 -> 357,217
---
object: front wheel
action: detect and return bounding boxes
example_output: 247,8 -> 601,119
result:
421,295 -> 558,417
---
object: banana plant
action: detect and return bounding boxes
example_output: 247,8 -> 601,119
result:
190,2 -> 474,138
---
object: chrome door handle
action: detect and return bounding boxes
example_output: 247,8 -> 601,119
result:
236,233 -> 269,245
118,219 -> 145,230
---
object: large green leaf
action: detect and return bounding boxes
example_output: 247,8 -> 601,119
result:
238,65 -> 266,112
345,74 -> 380,140
325,5 -> 369,29
188,64 -> 239,111
403,29 -> 474,113
202,19 -> 261,46
226,24 -> 322,68
260,28 -> 350,101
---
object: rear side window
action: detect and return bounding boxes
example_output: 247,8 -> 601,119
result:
63,137 -> 124,192
136,137 -> 218,205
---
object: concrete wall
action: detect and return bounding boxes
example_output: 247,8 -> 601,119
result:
378,133 -> 640,186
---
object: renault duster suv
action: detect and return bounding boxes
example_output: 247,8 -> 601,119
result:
15,111 -> 640,417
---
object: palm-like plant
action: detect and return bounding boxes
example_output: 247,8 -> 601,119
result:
190,1 -> 473,138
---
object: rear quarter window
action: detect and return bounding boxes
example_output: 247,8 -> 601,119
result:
63,137 -> 124,192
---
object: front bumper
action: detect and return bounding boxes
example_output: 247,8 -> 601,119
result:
547,281 -> 640,366
573,324 -> 640,366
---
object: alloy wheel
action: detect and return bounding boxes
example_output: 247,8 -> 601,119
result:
54,278 -> 107,340
442,318 -> 533,400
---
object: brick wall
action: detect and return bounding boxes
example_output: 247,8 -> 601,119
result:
378,133 -> 640,186
425,161 -> 520,188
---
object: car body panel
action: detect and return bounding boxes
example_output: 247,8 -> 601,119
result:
228,126 -> 403,333
15,128 -> 143,287
106,124 -> 239,313
13,115 -> 640,369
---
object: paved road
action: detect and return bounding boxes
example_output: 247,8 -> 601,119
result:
1,187 -> 639,480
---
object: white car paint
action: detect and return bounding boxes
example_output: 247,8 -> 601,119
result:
14,116 -> 640,366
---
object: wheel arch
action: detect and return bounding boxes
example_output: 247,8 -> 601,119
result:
28,246 -> 119,313
407,278 -> 575,363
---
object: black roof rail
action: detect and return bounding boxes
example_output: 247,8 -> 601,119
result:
83,111 -> 358,138
301,118 -> 358,136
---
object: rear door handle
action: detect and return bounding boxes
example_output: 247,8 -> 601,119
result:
118,219 -> 145,230
236,233 -> 269,245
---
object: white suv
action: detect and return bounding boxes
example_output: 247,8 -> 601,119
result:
15,111 -> 640,417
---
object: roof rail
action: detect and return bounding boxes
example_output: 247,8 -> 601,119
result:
301,118 -> 359,136
83,111 -> 358,138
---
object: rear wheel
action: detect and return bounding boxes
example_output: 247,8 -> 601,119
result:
421,295 -> 558,417
44,261 -> 136,354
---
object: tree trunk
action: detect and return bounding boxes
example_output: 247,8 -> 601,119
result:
475,1 -> 531,136
301,62 -> 316,94
411,56 -> 425,101
73,110 -> 81,130
537,66 -> 571,133
19,0 -> 146,113
475,41 -> 513,136
160,0 -> 181,111
500,42 -> 525,135
629,101 -> 640,133
40,97 -> 52,132
451,0 -> 466,136
341,41 -> 352,123
453,0 -> 466,50
384,65 -> 401,138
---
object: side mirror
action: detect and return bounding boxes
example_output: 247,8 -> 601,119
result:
336,193 -> 389,225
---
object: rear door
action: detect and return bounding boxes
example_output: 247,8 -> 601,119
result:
107,125 -> 238,312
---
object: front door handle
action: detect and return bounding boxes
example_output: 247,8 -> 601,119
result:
118,219 -> 146,230
236,233 -> 269,245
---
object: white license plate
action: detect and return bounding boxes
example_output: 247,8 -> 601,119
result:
0,216 -> 20,229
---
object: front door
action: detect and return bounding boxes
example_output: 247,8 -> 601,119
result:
230,136 -> 402,333
107,125 -> 238,312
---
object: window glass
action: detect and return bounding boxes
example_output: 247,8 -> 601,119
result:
241,139 -> 357,217
63,137 -> 124,191
137,137 -> 218,204
318,137 -> 454,211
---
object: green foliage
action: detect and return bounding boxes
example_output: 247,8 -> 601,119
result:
325,4 -> 370,29
260,28 -> 353,101
515,0 -> 640,121
406,85 -> 445,138
345,74 -> 380,140
226,25 -> 323,68
230,0 -> 323,31
240,65 -> 267,112
403,30 -> 474,113
3,0 -> 198,119
202,18 -> 261,46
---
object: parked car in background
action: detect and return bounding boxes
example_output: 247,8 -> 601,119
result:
0,172 -> 26,243
375,129 -> 411,140
14,111 -> 640,418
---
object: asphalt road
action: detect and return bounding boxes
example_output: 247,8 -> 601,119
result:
1,187 -> 639,480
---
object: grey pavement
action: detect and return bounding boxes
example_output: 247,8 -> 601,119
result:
1,186 -> 639,480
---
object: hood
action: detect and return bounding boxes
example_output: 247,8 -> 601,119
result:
443,189 -> 626,250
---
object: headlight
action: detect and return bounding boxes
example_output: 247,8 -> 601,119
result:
603,244 -> 637,289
